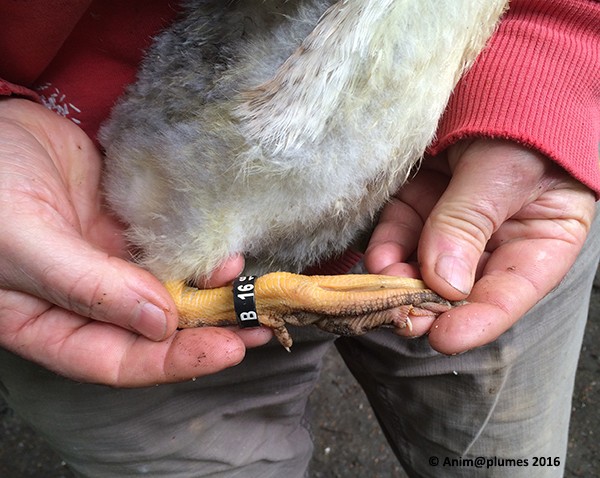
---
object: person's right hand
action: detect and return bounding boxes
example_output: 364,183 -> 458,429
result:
365,139 -> 595,353
0,98 -> 271,387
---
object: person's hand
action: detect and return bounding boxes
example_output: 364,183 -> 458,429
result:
365,139 -> 595,354
0,98 -> 271,386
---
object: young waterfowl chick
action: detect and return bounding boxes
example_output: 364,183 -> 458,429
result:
100,0 -> 508,347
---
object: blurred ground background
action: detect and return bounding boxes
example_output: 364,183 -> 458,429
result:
1,274 -> 599,477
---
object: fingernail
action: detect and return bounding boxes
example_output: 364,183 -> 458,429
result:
435,255 -> 472,295
131,302 -> 168,341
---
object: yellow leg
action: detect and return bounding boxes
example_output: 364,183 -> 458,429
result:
165,272 -> 454,348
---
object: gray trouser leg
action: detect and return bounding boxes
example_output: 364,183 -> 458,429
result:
336,207 -> 600,477
0,332 -> 333,477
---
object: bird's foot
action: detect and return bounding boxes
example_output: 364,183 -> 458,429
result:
165,272 -> 456,349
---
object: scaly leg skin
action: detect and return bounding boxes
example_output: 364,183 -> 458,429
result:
165,272 -> 455,350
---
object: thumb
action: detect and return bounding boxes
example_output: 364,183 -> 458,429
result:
418,140 -> 550,300
1,221 -> 177,342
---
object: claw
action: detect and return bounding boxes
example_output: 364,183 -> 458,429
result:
165,272 -> 454,348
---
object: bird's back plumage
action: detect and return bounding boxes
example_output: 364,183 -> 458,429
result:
100,0 -> 508,282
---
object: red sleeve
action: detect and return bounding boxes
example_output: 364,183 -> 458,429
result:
0,1 -> 177,140
429,0 -> 600,196
0,1 -> 91,85
0,1 -> 91,103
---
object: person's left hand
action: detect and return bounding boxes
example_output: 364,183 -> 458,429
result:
0,99 -> 272,387
364,139 -> 595,354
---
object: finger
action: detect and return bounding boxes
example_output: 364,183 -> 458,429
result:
377,262 -> 421,278
197,254 -> 246,288
0,289 -> 248,386
364,197 -> 422,273
0,225 -> 177,342
393,314 -> 437,338
364,169 -> 448,274
225,325 -> 274,346
427,240 -> 573,354
418,141 -> 551,300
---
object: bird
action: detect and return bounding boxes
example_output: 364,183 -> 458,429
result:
100,0 -> 508,349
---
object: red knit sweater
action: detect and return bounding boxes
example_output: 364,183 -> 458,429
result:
1,0 -> 599,196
